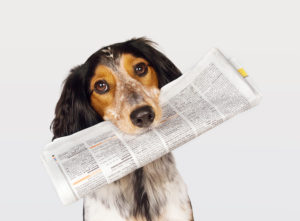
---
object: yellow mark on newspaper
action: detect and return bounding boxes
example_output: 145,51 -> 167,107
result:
238,68 -> 248,78
72,168 -> 102,185
89,136 -> 117,149
159,114 -> 178,124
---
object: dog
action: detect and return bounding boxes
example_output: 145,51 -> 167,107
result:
51,38 -> 194,221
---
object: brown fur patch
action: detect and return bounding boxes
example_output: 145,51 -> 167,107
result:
126,217 -> 146,221
90,65 -> 116,116
122,54 -> 158,88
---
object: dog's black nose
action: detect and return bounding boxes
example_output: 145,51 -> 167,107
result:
130,105 -> 155,128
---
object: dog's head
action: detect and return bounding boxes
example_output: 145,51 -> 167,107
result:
51,38 -> 182,139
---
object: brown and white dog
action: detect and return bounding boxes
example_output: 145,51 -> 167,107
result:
51,38 -> 194,221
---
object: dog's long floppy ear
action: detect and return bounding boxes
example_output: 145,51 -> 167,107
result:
127,37 -> 182,88
51,65 -> 102,140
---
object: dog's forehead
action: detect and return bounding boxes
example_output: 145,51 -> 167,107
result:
101,46 -> 114,59
96,47 -> 120,71
92,62 -> 129,89
95,51 -> 146,81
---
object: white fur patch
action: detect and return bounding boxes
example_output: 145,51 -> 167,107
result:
101,46 -> 114,58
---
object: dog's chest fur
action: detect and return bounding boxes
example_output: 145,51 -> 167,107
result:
83,153 -> 193,221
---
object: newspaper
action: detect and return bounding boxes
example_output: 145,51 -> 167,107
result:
41,48 -> 262,205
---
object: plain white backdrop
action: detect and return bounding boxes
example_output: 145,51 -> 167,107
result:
0,0 -> 299,220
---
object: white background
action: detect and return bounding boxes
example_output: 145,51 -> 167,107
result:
0,1 -> 299,220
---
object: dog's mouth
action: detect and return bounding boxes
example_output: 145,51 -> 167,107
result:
103,103 -> 162,135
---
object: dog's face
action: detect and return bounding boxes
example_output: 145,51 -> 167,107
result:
51,38 -> 182,139
89,51 -> 161,134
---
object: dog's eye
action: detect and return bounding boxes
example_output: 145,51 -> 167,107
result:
134,62 -> 148,77
94,80 -> 109,94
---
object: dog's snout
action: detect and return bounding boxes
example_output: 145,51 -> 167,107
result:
130,105 -> 155,128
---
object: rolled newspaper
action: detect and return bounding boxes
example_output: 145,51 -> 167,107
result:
41,48 -> 262,205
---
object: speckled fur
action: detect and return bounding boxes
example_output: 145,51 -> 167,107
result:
103,56 -> 161,134
84,153 -> 194,221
